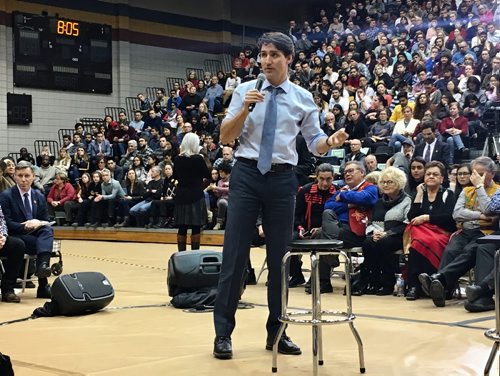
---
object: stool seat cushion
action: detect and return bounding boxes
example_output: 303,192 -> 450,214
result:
288,239 -> 344,250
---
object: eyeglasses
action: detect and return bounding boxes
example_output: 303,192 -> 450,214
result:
379,180 -> 395,185
344,168 -> 360,175
457,172 -> 471,176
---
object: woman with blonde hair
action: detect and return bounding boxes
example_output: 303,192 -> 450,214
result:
352,167 -> 412,296
173,133 -> 211,251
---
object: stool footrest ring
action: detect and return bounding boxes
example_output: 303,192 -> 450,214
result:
280,311 -> 356,325
484,328 -> 500,342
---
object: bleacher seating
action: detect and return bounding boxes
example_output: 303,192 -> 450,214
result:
34,140 -> 59,158
166,77 -> 185,92
204,59 -> 223,75
104,107 -> 126,121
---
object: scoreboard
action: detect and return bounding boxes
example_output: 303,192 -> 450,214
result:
12,12 -> 113,94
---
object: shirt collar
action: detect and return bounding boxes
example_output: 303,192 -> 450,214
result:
262,78 -> 291,94
17,185 -> 31,196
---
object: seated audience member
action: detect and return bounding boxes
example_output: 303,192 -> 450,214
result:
362,109 -> 393,149
414,121 -> 452,166
136,136 -> 154,165
106,159 -> 124,183
69,146 -> 90,183
0,204 -> 26,303
453,163 -> 473,200
54,148 -> 72,174
115,169 -> 145,228
0,161 -> 54,299
405,161 -> 456,300
36,145 -> 55,167
136,92 -> 152,119
78,172 -> 102,226
89,168 -> 125,227
89,132 -> 112,162
317,161 -> 378,292
129,111 -> 145,134
438,102 -> 469,163
17,148 -> 35,165
37,155 -> 57,195
131,155 -> 147,182
203,75 -> 224,114
419,157 -> 500,307
119,140 -> 138,171
352,167 -> 411,296
66,173 -> 91,226
386,139 -> 415,176
47,172 -> 75,224
144,155 -> 159,183
181,85 -> 202,119
204,168 -> 220,223
0,158 -> 16,192
130,166 -> 163,228
463,189 -> 500,312
340,139 -> 366,174
389,106 -> 419,151
389,92 -> 415,123
292,163 -> 337,290
213,146 -> 236,169
365,155 -> 380,173
405,157 -> 426,198
149,163 -> 177,228
209,162 -> 231,230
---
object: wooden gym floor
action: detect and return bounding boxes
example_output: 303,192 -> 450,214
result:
0,239 -> 497,376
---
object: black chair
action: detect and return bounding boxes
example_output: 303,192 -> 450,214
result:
104,107 -> 126,122
374,145 -> 394,163
125,97 -> 141,119
185,67 -> 205,81
165,77 -> 185,92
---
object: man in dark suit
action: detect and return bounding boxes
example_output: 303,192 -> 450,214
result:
414,121 -> 452,167
0,161 -> 53,299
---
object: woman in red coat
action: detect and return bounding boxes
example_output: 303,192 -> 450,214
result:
47,172 -> 75,224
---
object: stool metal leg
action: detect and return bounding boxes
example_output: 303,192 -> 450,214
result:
311,252 -> 320,375
21,255 -> 31,292
256,256 -> 267,284
483,249 -> 500,375
272,252 -> 290,373
342,251 -> 366,373
484,341 -> 499,375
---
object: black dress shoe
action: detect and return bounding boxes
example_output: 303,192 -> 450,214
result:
406,287 -> 419,301
36,284 -> 52,299
245,268 -> 257,285
429,279 -> 446,307
35,262 -> 51,278
213,336 -> 232,359
466,285 -> 491,303
464,296 -> 495,312
364,284 -> 378,295
266,334 -> 301,355
289,275 -> 306,288
1,291 -> 21,303
418,273 -> 433,296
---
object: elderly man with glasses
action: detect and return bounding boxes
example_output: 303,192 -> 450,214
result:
316,161 -> 378,293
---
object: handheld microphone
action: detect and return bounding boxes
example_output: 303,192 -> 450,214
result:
248,73 -> 266,112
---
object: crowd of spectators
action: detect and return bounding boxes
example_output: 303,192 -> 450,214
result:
1,0 -> 500,306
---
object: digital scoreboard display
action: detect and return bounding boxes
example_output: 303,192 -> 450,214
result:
12,12 -> 112,94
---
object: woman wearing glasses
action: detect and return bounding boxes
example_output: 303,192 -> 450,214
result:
352,167 -> 412,296
405,161 -> 456,300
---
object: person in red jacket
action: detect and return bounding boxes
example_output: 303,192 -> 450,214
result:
438,102 -> 469,163
47,172 -> 75,224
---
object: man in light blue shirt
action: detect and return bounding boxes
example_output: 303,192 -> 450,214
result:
213,31 -> 347,360
203,76 -> 224,113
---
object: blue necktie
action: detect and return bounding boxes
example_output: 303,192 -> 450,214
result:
257,86 -> 280,174
23,193 -> 33,220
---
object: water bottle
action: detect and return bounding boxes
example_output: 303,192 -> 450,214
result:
393,274 -> 405,297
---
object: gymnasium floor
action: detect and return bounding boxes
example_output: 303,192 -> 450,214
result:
0,240 -> 497,376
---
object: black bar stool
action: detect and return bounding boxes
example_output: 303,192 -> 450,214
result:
271,239 -> 365,375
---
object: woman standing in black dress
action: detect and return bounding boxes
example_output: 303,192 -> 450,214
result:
173,133 -> 211,251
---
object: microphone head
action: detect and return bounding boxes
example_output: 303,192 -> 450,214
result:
255,73 -> 267,91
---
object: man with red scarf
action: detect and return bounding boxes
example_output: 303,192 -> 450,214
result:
290,163 -> 337,291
